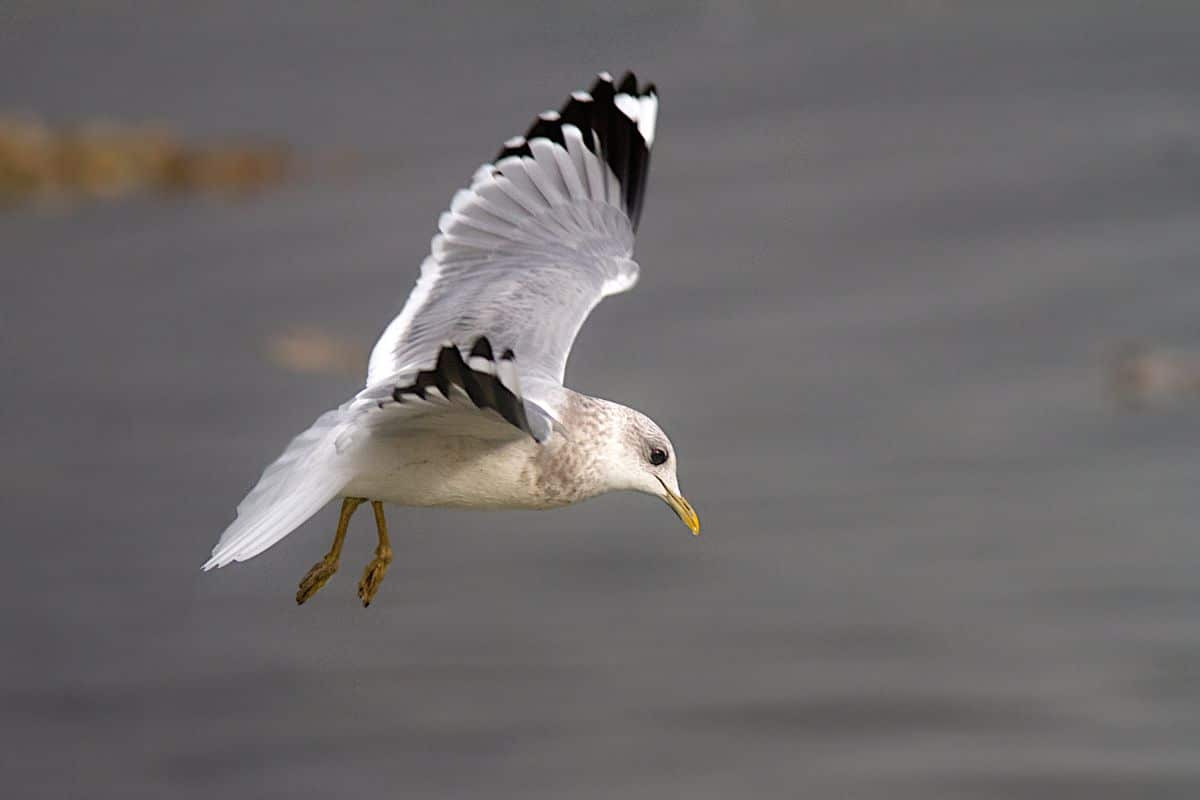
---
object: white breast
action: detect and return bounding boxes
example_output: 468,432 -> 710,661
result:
342,431 -> 561,510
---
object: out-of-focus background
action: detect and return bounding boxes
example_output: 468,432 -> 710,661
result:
4,2 -> 1200,797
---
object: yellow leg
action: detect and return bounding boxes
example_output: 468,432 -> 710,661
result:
296,497 -> 364,605
357,500 -> 393,607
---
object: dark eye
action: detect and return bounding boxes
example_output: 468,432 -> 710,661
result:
649,447 -> 668,466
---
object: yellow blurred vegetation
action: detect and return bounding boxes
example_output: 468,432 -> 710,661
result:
0,114 -> 289,206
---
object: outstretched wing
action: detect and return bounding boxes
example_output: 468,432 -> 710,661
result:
365,71 -> 658,395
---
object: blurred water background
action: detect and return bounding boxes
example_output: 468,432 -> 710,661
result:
4,2 -> 1200,797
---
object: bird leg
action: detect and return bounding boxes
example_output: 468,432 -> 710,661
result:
296,497 -> 364,605
357,500 -> 392,607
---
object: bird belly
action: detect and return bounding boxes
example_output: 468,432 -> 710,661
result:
342,432 -> 559,510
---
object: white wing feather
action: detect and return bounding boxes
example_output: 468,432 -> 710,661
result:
203,408 -> 356,569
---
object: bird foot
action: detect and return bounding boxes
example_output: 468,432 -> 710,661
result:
296,554 -> 339,605
357,550 -> 392,607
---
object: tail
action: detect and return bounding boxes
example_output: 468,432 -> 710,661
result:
203,408 -> 358,570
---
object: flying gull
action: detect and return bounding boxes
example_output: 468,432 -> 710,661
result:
203,71 -> 698,606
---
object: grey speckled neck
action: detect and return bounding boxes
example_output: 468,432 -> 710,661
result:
528,390 -> 618,506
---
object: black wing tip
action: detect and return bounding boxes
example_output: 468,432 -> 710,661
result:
496,134 -> 532,161
514,111 -> 563,151
391,340 -> 536,439
491,70 -> 657,230
469,336 -> 495,361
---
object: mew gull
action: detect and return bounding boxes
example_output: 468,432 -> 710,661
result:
203,71 -> 698,606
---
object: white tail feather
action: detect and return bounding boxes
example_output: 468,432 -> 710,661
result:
203,408 -> 357,570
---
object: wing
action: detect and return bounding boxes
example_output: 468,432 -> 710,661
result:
350,336 -> 555,444
365,71 -> 658,395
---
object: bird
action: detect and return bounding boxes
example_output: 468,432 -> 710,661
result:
203,71 -> 698,606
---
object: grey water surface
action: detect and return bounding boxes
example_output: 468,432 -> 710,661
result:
5,3 -> 1200,798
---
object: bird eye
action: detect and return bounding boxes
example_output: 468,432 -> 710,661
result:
649,447 -> 668,466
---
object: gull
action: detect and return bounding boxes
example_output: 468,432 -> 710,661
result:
203,71 -> 698,606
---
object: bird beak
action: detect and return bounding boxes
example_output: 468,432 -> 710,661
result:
658,479 -> 700,535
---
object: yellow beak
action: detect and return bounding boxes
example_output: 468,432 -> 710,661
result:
661,482 -> 700,535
